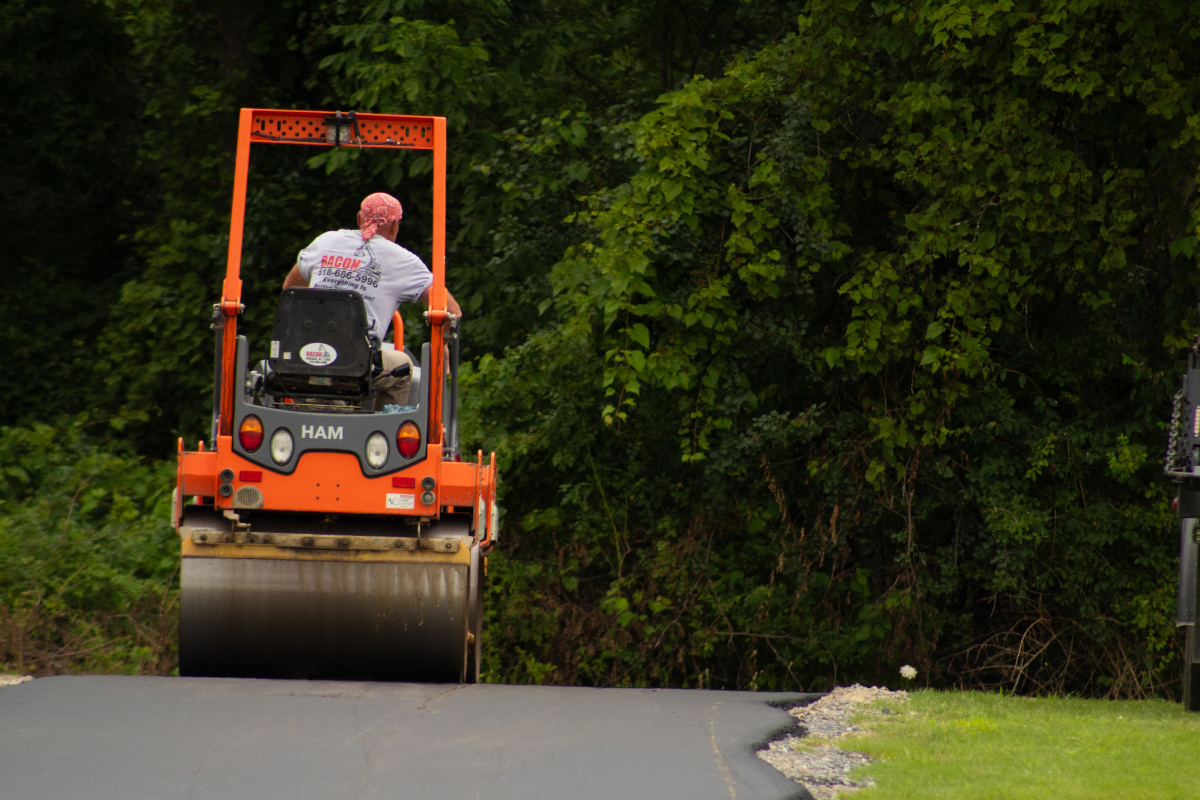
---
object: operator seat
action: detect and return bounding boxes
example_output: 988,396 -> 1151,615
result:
266,288 -> 377,407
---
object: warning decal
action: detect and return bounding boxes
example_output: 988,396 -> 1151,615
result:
386,493 -> 415,510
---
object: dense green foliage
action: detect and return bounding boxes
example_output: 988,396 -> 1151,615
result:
2,0 -> 1198,694
0,422 -> 177,674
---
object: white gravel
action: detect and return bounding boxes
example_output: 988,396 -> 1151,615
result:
758,684 -> 908,800
0,675 -> 33,687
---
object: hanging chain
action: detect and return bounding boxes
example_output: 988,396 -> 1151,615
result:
1166,375 -> 1189,476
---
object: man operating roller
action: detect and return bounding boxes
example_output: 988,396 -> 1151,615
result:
283,192 -> 461,410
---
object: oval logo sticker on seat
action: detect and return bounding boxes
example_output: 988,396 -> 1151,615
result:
299,342 -> 337,366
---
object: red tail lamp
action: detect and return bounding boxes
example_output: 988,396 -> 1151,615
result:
397,421 -> 421,458
239,415 -> 264,451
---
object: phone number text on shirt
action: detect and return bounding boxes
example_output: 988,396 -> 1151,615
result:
316,267 -> 379,289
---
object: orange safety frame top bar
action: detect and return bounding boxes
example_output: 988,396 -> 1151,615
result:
217,108 -> 449,446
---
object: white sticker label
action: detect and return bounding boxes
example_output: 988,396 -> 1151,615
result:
386,493 -> 415,510
270,340 -> 280,358
283,352 -> 291,360
299,342 -> 338,366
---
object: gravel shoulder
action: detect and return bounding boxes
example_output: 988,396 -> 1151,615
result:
758,685 -> 908,800
0,675 -> 32,687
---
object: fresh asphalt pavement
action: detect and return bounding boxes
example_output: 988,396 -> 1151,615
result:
0,676 -> 819,800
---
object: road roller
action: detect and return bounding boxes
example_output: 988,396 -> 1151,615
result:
172,108 -> 498,682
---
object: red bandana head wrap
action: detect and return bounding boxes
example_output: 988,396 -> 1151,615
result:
359,192 -> 404,241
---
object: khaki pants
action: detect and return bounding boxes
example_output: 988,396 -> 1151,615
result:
373,348 -> 414,411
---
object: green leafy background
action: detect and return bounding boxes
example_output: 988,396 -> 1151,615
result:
3,0 -> 1197,696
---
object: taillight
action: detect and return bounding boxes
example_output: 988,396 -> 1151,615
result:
397,421 -> 421,458
239,416 -> 263,451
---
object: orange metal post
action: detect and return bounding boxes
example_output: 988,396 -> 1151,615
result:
430,117 -> 447,314
392,311 -> 404,350
473,450 -> 483,539
486,451 -> 497,547
218,109 -> 254,437
426,117 -> 448,446
222,108 -> 253,310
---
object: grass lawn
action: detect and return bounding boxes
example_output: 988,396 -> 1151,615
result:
839,690 -> 1200,800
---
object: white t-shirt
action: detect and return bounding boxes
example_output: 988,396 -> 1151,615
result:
297,229 -> 433,342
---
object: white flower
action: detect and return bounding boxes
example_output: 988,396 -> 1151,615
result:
900,664 -> 917,680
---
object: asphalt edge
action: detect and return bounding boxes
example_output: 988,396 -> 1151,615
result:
753,694 -> 825,749
749,694 -> 827,800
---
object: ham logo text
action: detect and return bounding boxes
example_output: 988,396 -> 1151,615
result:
301,425 -> 344,440
299,342 -> 337,366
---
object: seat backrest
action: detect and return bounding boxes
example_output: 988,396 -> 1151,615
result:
269,288 -> 373,378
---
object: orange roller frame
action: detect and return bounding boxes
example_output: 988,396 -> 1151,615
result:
176,108 -> 490,534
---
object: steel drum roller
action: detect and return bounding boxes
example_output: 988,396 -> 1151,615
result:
180,556 -> 469,682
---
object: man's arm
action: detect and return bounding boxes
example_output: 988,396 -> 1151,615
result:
283,264 -> 307,290
418,286 -> 463,318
